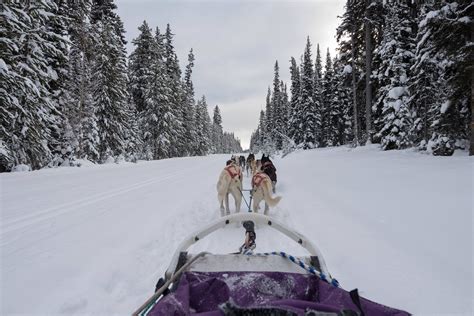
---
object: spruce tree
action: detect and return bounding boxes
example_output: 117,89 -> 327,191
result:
164,24 -> 184,157
300,37 -> 316,149
414,1 -> 472,155
47,0 -> 74,166
194,96 -> 211,156
257,110 -> 266,151
332,57 -> 352,145
280,81 -> 289,134
288,57 -> 301,145
1,1 -> 66,169
129,20 -> 154,113
146,27 -> 172,159
263,87 -> 275,153
65,0 -> 99,162
337,0 -> 366,145
313,44 -> 323,146
264,87 -> 273,143
271,61 -> 283,149
409,1 -> 441,151
182,49 -> 196,156
374,1 -> 415,150
212,105 -> 223,153
322,49 -> 338,146
90,2 -> 131,161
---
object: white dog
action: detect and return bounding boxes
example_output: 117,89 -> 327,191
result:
251,171 -> 281,214
217,162 -> 242,216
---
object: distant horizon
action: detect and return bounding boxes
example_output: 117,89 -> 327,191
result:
116,0 -> 346,149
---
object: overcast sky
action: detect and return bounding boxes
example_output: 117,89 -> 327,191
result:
116,0 -> 346,149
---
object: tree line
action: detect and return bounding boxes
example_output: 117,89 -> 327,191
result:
250,0 -> 472,156
1,0 -> 242,171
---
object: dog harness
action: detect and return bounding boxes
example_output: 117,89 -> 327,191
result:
225,165 -> 241,179
252,172 -> 268,188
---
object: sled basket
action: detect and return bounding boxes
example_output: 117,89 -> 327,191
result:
133,213 -> 410,316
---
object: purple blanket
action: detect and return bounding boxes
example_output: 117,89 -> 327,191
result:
148,271 -> 410,315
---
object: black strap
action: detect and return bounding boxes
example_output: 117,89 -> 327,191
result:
349,289 -> 365,316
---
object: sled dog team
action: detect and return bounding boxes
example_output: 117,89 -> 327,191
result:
217,153 -> 281,216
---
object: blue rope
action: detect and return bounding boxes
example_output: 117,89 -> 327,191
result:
246,251 -> 340,288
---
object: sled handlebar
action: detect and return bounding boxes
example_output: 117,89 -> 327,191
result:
164,213 -> 332,280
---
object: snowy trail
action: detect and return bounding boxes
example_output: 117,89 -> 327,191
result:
1,156 -> 223,314
1,148 -> 472,315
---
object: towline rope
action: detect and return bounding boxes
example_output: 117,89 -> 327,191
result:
245,251 -> 340,288
237,187 -> 253,212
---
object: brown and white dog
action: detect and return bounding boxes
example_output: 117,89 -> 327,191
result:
217,161 -> 242,216
251,171 -> 281,214
250,159 -> 257,175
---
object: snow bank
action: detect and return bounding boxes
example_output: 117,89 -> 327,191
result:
11,164 -> 31,172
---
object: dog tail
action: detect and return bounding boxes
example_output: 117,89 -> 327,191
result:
263,179 -> 281,207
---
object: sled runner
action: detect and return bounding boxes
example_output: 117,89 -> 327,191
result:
133,213 -> 410,316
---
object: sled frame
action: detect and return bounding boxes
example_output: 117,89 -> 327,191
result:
164,213 -> 333,280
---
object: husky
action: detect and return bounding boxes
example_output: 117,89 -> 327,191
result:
217,161 -> 242,216
245,153 -> 255,176
239,155 -> 246,169
260,155 -> 277,193
251,171 -> 281,214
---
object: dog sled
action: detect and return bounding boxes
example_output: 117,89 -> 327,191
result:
133,213 -> 410,316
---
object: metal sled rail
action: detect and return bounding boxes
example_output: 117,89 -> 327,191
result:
165,213 -> 332,279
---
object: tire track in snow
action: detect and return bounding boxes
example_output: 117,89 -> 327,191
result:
2,159 -> 221,257
0,162 -> 211,244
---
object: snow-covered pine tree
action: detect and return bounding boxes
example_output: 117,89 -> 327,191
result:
322,49 -> 339,146
264,87 -> 273,146
129,20 -> 155,159
145,27 -> 172,159
363,0 -> 385,144
123,92 -> 141,162
332,56 -> 353,145
257,109 -> 266,151
300,37 -> 316,149
182,49 -> 196,156
64,0 -> 100,162
317,45 -> 327,146
90,1 -> 131,161
373,1 -> 415,150
336,0 -> 368,145
413,1 -> 472,155
1,1 -> 66,169
46,0 -> 74,166
368,1 -> 387,145
280,81 -> 289,135
194,96 -> 211,156
288,57 -> 301,145
222,132 -> 242,153
271,61 -> 283,149
212,105 -> 223,153
91,0 -> 116,24
250,128 -> 260,153
164,24 -> 185,157
129,20 -> 154,114
409,1 -> 442,151
314,44 -> 324,147
202,101 -> 213,153
261,87 -> 276,154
